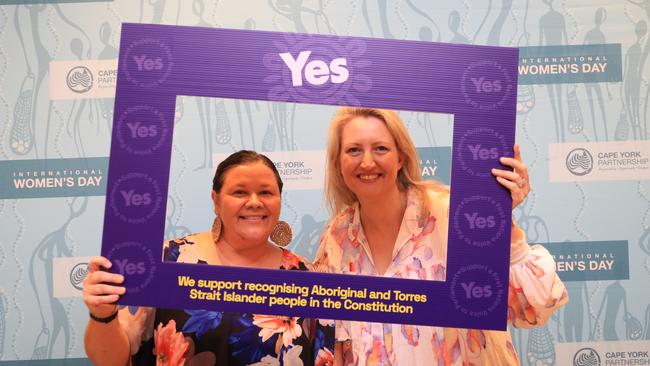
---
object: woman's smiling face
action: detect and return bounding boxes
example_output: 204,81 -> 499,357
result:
213,161 -> 281,246
338,116 -> 403,201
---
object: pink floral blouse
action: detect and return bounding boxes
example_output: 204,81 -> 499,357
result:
117,232 -> 335,366
315,188 -> 568,366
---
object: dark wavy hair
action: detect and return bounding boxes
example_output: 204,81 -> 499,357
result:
212,150 -> 283,194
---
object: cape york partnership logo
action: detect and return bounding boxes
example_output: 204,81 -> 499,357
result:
566,148 -> 593,176
69,262 -> 89,290
53,256 -> 92,298
518,44 -> 622,85
556,341 -> 650,366
0,157 -> 108,199
549,141 -> 650,182
50,59 -> 117,100
544,240 -> 629,282
573,348 -> 601,366
66,66 -> 93,93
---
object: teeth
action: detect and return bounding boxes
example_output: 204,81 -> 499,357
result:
359,174 -> 379,180
241,216 -> 265,220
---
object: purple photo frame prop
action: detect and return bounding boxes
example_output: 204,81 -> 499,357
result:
103,23 -> 518,330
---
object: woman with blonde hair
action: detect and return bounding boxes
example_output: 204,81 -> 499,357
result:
316,107 -> 567,365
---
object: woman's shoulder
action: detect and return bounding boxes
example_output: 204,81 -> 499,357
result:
166,231 -> 209,245
163,232 -> 211,263
279,248 -> 311,271
326,205 -> 358,231
423,182 -> 450,196
421,184 -> 450,205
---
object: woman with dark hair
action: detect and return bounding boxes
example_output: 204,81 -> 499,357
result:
83,150 -> 334,365
316,107 -> 568,365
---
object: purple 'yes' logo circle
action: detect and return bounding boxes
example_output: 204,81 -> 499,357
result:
449,264 -> 504,318
457,127 -> 509,178
116,105 -> 169,155
110,172 -> 162,224
461,60 -> 512,111
107,241 -> 156,294
453,195 -> 507,248
123,38 -> 173,88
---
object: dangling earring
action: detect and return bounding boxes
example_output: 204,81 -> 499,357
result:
270,221 -> 292,247
211,216 -> 222,244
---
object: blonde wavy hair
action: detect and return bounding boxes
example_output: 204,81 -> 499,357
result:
324,107 -> 446,216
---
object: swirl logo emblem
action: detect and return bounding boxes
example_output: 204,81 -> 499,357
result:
573,347 -> 601,366
69,262 -> 89,291
566,148 -> 594,176
66,66 -> 94,93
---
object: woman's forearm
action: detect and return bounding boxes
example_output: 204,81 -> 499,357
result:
84,317 -> 131,366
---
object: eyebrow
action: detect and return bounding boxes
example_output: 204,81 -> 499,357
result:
342,140 -> 393,146
229,182 -> 276,189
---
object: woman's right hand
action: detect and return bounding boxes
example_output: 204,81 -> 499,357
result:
83,256 -> 126,318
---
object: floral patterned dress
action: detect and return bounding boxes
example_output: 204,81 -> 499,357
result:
118,232 -> 335,366
314,188 -> 568,366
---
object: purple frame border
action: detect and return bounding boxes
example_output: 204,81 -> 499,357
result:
103,23 -> 518,330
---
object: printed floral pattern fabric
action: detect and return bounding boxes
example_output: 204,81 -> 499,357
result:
119,232 -> 335,366
315,188 -> 568,366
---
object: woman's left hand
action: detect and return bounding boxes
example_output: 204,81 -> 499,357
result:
491,144 -> 530,209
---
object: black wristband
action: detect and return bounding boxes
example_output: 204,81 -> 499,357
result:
89,310 -> 118,323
